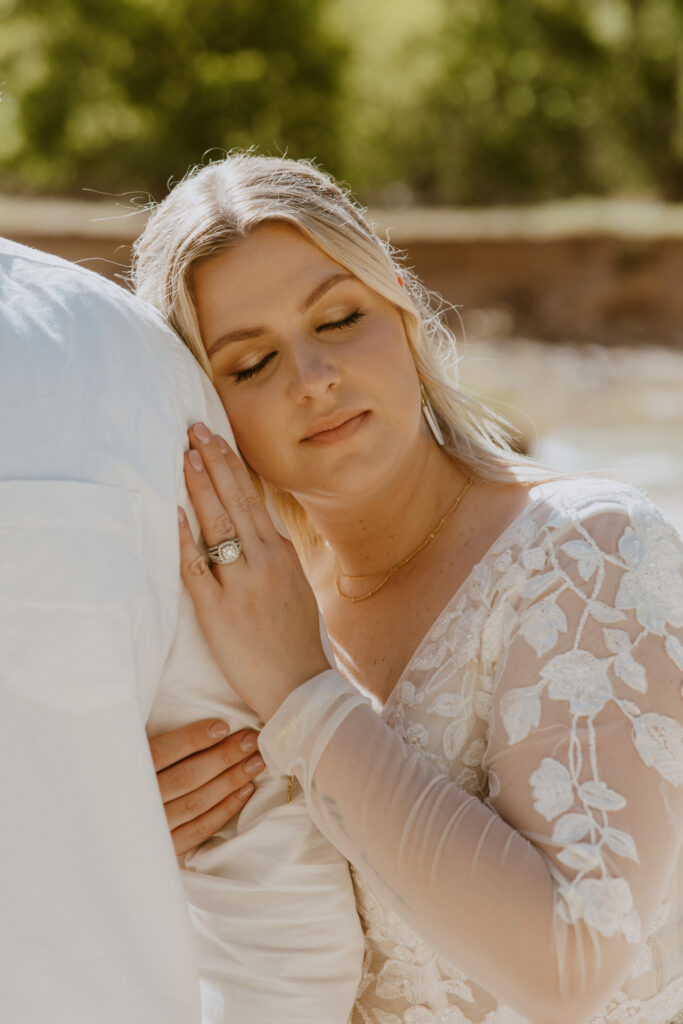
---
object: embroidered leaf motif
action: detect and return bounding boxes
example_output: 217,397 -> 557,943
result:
561,539 -> 600,580
633,713 -> 683,786
481,602 -> 518,659
443,719 -> 470,761
614,652 -> 648,693
396,680 -> 423,708
560,877 -> 639,940
603,628 -> 631,654
541,650 -> 613,715
604,827 -> 639,863
406,723 -> 429,748
557,843 -> 602,871
522,546 -> 547,572
590,602 -> 626,624
665,633 -> 683,673
371,1009 -> 402,1024
518,598 -> 567,657
551,813 -> 594,844
426,693 -> 469,718
615,698 -> 641,717
578,780 -> 627,811
616,517 -> 683,634
500,686 -> 541,744
454,766 -> 480,793
462,738 -> 486,767
473,689 -> 492,721
523,570 -> 560,601
582,879 -> 639,941
530,757 -> 574,820
443,976 -> 475,1002
648,900 -> 672,934
496,564 -> 527,596
412,638 -> 448,671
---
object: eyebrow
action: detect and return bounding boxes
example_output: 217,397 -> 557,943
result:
206,271 -> 355,357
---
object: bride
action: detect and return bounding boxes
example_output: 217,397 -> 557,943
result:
133,153 -> 683,1024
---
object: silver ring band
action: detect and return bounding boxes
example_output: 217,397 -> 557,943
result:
207,537 -> 242,565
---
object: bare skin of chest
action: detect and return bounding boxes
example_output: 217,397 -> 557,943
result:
311,480 -> 535,704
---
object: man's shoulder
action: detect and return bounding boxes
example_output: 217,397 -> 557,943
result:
0,237 -> 220,439
0,236 -> 173,337
0,237 -> 208,396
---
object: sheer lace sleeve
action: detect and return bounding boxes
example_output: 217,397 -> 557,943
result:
259,489 -> 683,1024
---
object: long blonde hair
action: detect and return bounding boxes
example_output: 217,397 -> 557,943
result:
132,152 -> 546,547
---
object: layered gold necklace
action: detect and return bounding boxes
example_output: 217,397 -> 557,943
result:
334,475 -> 474,602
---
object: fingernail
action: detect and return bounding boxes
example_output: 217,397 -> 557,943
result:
208,721 -> 229,739
240,733 -> 258,753
216,436 -> 229,454
238,783 -> 255,799
245,755 -> 265,775
188,449 -> 203,471
177,506 -> 187,525
193,422 -> 212,443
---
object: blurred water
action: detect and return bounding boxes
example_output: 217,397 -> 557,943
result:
535,426 -> 683,535
458,337 -> 683,537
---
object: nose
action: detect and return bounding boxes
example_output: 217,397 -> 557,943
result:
286,339 -> 341,402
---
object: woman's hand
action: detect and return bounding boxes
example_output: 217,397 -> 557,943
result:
177,423 -> 330,721
149,718 -> 266,856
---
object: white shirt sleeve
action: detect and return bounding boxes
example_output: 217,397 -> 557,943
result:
259,490 -> 683,1024
0,241 -> 202,1024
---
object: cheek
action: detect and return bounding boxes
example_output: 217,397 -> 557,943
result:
372,328 -> 421,409
219,392 -> 284,481
363,315 -> 416,381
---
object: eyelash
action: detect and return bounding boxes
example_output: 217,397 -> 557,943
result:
233,351 -> 276,383
232,310 -> 365,383
317,310 -> 365,332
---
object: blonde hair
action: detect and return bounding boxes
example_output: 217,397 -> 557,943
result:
132,152 -> 547,547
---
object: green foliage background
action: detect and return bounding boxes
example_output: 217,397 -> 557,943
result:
1,0 -> 682,203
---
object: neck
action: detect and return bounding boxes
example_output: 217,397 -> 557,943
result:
296,441 -> 468,578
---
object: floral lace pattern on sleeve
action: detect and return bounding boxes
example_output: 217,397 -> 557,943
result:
489,492 -> 683,951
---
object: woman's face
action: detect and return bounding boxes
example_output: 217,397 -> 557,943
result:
192,222 -> 426,504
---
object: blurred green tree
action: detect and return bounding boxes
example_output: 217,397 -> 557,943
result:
2,0 -> 683,204
392,0 -> 683,204
0,0 -> 346,196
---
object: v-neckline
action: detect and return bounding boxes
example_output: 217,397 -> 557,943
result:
379,482 -> 556,711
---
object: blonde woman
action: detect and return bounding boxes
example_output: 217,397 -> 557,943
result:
134,154 -> 683,1024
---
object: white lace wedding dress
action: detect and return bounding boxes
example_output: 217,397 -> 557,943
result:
260,478 -> 683,1024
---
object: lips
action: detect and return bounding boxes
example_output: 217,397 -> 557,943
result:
301,410 -> 368,443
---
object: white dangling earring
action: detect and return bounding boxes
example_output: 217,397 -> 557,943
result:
420,382 -> 445,446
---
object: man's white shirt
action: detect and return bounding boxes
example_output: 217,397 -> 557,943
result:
0,240 -> 363,1024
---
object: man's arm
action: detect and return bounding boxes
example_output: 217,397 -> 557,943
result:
0,240 -> 201,1024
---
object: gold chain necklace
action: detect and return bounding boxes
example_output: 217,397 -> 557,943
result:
334,475 -> 474,602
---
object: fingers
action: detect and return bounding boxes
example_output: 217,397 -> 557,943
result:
184,447 -> 244,549
164,743 -> 265,832
186,423 -> 278,547
156,727 -> 262,803
151,723 -> 267,856
170,782 -> 255,857
177,505 -> 222,612
149,718 -> 230,773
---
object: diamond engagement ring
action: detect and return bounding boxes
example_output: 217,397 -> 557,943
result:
207,538 -> 242,565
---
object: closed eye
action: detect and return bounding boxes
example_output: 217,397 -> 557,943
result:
233,350 -> 277,383
317,310 -> 365,332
